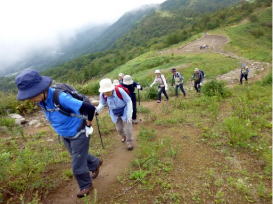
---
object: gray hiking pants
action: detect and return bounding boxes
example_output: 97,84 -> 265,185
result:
115,117 -> 133,144
63,132 -> 100,190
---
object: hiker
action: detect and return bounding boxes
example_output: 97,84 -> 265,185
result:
150,69 -> 169,103
122,75 -> 142,124
96,78 -> 134,150
171,68 -> 186,97
192,68 -> 204,93
113,79 -> 120,86
15,69 -> 102,198
240,64 -> 249,84
118,73 -> 124,84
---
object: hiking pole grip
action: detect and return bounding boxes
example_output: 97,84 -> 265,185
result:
95,115 -> 105,149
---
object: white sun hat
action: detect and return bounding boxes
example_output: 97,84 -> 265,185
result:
154,69 -> 161,74
194,68 -> 199,72
112,79 -> 120,86
99,78 -> 115,93
123,75 -> 134,85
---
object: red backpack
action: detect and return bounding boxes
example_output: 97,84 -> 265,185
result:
103,84 -> 130,101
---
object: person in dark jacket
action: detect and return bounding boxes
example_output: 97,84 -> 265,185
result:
240,64 -> 249,84
171,68 -> 186,97
15,69 -> 102,198
122,75 -> 142,124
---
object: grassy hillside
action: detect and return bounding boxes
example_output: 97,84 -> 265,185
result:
213,6 -> 272,62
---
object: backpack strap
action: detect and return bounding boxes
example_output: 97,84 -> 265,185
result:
115,86 -> 123,100
53,89 -> 86,119
53,89 -> 73,117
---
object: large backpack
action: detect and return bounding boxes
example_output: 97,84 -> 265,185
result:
52,83 -> 91,118
103,84 -> 130,101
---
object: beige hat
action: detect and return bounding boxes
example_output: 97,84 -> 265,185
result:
112,79 -> 119,86
99,78 -> 115,93
123,75 -> 134,85
118,73 -> 124,77
194,68 -> 199,72
154,69 -> 161,74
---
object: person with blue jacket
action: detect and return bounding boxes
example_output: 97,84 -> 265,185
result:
96,78 -> 134,150
15,69 -> 102,198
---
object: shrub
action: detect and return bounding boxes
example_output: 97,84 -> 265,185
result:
202,80 -> 230,97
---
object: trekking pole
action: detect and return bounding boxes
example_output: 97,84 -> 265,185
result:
95,114 -> 104,149
138,89 -> 140,106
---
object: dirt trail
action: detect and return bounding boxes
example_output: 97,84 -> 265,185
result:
160,34 -> 271,86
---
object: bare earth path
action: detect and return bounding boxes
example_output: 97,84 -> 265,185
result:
44,34 -> 271,203
160,34 -> 271,86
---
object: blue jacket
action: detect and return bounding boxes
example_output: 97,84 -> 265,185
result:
39,87 -> 83,137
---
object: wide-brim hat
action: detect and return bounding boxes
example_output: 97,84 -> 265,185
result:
123,75 -> 133,85
16,69 -> 52,100
155,69 -> 161,74
99,78 -> 115,93
112,79 -> 120,86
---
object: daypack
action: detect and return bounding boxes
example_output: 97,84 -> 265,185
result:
52,83 -> 91,118
200,70 -> 205,79
103,84 -> 130,101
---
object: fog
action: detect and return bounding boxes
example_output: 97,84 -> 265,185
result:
0,0 -> 165,74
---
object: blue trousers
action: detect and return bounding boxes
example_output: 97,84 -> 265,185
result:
63,133 -> 99,190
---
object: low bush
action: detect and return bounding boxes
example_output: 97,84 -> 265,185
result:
202,80 -> 230,97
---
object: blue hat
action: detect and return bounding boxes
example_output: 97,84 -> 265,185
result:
15,69 -> 52,100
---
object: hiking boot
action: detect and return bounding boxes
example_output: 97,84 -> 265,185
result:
127,143 -> 134,151
92,159 -> 103,179
77,186 -> 92,198
132,119 -> 138,124
121,136 -> 126,143
157,100 -> 161,103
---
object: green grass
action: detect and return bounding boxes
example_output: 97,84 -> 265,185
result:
222,7 -> 272,62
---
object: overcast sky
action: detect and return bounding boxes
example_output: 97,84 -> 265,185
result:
0,0 -> 166,71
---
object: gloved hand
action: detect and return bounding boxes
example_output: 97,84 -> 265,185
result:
85,126 -> 94,137
137,85 -> 141,90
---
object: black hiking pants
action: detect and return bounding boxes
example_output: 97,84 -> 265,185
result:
158,86 -> 169,101
175,83 -> 186,96
194,80 -> 201,93
240,73 -> 248,84
130,93 -> 137,120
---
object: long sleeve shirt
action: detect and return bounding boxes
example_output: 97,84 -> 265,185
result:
96,88 -> 133,123
172,72 -> 184,86
150,74 -> 168,90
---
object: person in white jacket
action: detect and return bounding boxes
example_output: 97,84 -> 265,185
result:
96,78 -> 134,150
150,70 -> 169,103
